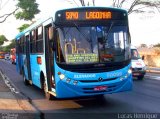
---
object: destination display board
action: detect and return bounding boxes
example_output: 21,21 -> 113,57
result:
65,11 -> 112,20
55,8 -> 128,24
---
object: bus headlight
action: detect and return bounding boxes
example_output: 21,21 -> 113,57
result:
59,74 -> 65,80
120,69 -> 131,81
128,69 -> 132,74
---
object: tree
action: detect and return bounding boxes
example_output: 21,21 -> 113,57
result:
2,40 -> 16,52
153,43 -> 160,47
140,43 -> 147,48
78,0 -> 160,15
15,0 -> 40,21
0,0 -> 40,23
112,0 -> 160,15
18,24 -> 30,32
0,35 -> 8,46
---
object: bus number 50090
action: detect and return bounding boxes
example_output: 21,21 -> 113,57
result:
66,12 -> 79,20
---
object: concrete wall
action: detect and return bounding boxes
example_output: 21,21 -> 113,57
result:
138,48 -> 160,67
142,54 -> 160,67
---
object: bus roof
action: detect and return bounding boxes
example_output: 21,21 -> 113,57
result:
15,7 -> 128,40
58,6 -> 127,13
15,17 -> 52,40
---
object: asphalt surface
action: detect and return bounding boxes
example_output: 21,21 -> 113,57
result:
0,59 -> 160,119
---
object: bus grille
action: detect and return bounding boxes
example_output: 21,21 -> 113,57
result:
79,77 -> 117,83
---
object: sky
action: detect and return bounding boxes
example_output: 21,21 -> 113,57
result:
0,0 -> 160,46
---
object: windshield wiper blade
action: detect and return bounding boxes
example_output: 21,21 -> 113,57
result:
73,23 -> 91,42
106,22 -> 114,42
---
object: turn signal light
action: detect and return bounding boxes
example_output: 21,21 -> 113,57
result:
37,57 -> 42,64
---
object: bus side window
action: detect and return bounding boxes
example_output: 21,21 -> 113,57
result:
36,26 -> 43,53
56,31 -> 65,62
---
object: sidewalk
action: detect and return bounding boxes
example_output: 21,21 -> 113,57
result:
146,66 -> 160,73
0,71 -> 39,119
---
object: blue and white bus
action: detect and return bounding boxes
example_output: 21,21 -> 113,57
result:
15,7 -> 132,100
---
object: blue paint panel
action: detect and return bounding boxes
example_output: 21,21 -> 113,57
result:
15,7 -> 131,99
30,54 -> 42,88
53,58 -> 132,98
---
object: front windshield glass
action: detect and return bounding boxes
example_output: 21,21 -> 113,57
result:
57,25 -> 130,64
131,49 -> 141,59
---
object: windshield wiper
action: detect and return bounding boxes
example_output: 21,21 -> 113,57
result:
105,22 -> 114,45
73,23 -> 91,43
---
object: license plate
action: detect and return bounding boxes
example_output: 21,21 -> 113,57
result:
133,73 -> 140,76
94,86 -> 107,91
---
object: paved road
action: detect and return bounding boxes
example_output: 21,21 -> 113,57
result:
0,59 -> 160,119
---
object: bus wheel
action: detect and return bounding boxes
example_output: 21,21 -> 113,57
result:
138,75 -> 144,80
23,71 -> 29,86
43,81 -> 53,100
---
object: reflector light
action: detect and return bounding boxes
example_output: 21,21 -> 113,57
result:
58,72 -> 61,75
66,78 -> 71,83
73,80 -> 78,85
37,57 -> 42,64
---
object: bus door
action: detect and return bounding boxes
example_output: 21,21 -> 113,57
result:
25,35 -> 32,82
44,24 -> 55,91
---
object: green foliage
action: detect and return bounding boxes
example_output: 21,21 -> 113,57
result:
2,40 -> 16,52
15,0 -> 40,21
0,35 -> 8,46
18,24 -> 30,32
140,44 -> 147,48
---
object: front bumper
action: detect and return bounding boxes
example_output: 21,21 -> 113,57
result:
55,74 -> 132,98
132,69 -> 146,77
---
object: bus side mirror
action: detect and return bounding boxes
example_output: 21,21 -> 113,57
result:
142,55 -> 145,60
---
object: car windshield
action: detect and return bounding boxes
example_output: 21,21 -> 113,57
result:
131,49 -> 141,59
56,25 -> 130,64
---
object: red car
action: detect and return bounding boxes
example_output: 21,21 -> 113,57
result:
10,48 -> 16,64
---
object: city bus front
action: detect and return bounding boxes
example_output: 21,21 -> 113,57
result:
53,7 -> 132,98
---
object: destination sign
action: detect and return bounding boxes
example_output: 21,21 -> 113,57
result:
55,8 -> 128,24
65,11 -> 112,20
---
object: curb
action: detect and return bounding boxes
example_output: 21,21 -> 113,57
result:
146,70 -> 160,74
0,70 -> 40,118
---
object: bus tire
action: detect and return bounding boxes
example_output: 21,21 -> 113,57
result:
41,74 -> 53,100
43,80 -> 53,100
23,71 -> 30,86
138,75 -> 144,80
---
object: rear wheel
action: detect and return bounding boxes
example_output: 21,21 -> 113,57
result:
42,75 -> 53,100
22,71 -> 30,86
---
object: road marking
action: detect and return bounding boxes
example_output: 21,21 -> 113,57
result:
145,74 -> 160,81
0,70 -> 19,94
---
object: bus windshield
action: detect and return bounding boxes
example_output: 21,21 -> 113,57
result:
131,49 -> 141,60
57,25 -> 130,64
